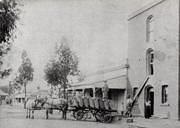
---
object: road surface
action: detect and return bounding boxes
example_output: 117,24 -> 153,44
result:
0,104 -> 129,128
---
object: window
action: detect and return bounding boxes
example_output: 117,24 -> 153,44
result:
146,15 -> 154,42
146,49 -> 154,75
162,85 -> 168,104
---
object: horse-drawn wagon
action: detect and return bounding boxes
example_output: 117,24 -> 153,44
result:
25,96 -> 119,123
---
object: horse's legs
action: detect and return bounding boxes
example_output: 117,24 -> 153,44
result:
29,109 -> 31,118
63,111 -> 67,120
32,110 -> 34,119
46,109 -> 49,119
26,109 -> 28,118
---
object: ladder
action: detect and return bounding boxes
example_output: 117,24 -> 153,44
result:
131,76 -> 149,110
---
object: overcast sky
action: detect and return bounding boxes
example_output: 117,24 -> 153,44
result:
0,0 -> 154,90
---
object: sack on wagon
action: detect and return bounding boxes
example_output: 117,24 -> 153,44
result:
89,98 -> 95,108
99,98 -> 105,109
76,96 -> 84,107
109,100 -> 115,110
83,97 -> 90,108
94,98 -> 100,109
71,97 -> 79,107
104,99 -> 111,110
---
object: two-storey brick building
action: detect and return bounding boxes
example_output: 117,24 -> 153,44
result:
128,0 -> 180,120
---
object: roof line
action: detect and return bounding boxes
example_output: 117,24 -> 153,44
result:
128,0 -> 166,20
70,75 -> 127,87
86,64 -> 128,77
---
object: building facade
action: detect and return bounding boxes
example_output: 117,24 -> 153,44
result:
128,0 -> 179,120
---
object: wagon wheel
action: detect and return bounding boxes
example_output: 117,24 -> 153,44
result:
73,110 -> 85,120
103,113 -> 113,123
94,111 -> 104,122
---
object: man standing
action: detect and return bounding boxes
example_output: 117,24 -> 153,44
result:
102,81 -> 109,99
126,95 -> 133,117
145,99 -> 151,119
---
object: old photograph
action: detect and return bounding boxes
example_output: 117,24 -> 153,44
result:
0,0 -> 180,128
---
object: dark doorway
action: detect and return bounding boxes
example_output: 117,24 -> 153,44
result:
144,85 -> 154,118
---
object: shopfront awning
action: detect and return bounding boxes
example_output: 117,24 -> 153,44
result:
68,75 -> 127,90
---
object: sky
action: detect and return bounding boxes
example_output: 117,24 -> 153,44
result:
0,0 -> 154,91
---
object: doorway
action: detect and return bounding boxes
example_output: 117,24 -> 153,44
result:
144,85 -> 154,117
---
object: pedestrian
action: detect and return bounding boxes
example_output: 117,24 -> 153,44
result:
120,102 -> 124,116
102,81 -> 109,99
126,95 -> 133,117
145,99 -> 151,119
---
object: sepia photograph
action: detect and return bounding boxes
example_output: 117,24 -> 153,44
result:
0,0 -> 180,128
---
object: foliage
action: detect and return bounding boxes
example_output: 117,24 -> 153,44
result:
17,50 -> 34,86
44,38 -> 79,90
0,0 -> 20,44
0,0 -> 20,78
9,76 -> 22,95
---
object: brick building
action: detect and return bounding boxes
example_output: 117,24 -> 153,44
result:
128,0 -> 180,120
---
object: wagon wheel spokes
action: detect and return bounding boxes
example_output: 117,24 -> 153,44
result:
73,110 -> 85,120
103,113 -> 113,123
94,111 -> 104,122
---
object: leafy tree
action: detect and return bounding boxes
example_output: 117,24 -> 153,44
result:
18,50 -> 34,101
9,76 -> 22,95
0,0 -> 20,78
44,37 -> 78,98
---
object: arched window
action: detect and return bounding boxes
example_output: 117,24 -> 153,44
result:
146,15 -> 154,42
162,85 -> 168,104
146,49 -> 154,75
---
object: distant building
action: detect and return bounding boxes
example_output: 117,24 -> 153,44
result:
0,89 -> 8,104
14,92 -> 31,103
128,0 -> 179,120
31,89 -> 50,98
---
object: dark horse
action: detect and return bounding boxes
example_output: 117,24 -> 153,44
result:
25,98 -> 46,119
43,98 -> 68,120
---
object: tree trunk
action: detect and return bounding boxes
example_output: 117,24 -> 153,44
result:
51,85 -> 53,98
58,87 -> 61,98
63,83 -> 66,99
24,83 -> 27,109
63,85 -> 65,99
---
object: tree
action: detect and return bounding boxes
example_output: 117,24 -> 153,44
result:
0,0 -> 20,78
44,37 -> 79,98
9,75 -> 22,95
18,50 -> 34,106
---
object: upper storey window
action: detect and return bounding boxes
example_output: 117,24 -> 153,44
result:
146,49 -> 154,75
146,15 -> 154,42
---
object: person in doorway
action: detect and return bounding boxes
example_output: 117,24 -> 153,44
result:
126,95 -> 133,117
145,99 -> 151,119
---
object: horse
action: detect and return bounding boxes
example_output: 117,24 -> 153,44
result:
26,98 -> 36,119
43,98 -> 68,120
25,97 -> 47,119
